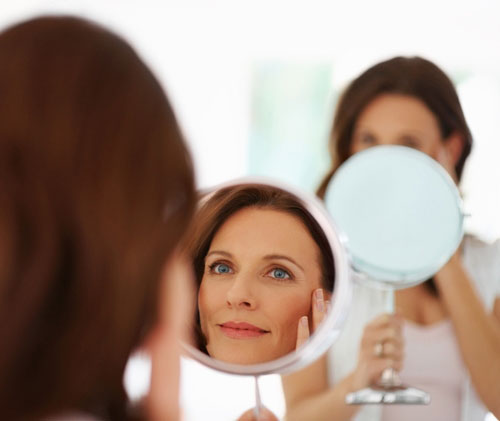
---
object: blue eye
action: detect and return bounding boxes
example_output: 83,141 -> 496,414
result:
210,262 -> 232,274
269,268 -> 291,280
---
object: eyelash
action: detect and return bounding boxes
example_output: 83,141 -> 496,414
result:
360,133 -> 376,145
356,134 -> 422,150
207,261 -> 233,275
265,266 -> 294,282
400,137 -> 421,149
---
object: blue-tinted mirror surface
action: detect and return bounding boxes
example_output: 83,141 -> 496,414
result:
324,145 -> 463,287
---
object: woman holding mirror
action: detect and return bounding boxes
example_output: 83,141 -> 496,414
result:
188,184 -> 336,365
0,17 -> 196,420
283,56 -> 500,420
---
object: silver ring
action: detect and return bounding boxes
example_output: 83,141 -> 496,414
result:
374,342 -> 384,358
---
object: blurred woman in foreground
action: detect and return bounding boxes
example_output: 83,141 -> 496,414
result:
0,16 -> 196,420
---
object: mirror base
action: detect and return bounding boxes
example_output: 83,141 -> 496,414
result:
345,384 -> 430,405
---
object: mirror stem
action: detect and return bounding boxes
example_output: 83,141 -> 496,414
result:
383,287 -> 395,313
253,375 -> 262,418
379,287 -> 401,386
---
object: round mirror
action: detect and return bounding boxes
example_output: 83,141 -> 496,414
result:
183,177 -> 352,376
324,145 -> 464,289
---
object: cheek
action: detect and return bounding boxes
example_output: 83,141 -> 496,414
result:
198,279 -> 216,321
349,140 -> 364,155
273,291 -> 312,333
274,271 -> 321,339
198,279 -> 230,317
426,143 -> 445,161
416,140 -> 436,157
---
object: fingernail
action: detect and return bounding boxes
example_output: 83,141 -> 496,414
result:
301,316 -> 308,326
315,289 -> 324,312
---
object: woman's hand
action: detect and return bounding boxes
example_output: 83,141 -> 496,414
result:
146,252 -> 195,421
237,406 -> 279,421
296,288 -> 329,349
351,313 -> 404,390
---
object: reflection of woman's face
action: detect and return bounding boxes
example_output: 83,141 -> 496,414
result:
351,93 -> 445,159
198,207 -> 322,364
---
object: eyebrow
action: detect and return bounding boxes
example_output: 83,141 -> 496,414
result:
206,250 -> 233,259
205,251 -> 305,273
354,126 -> 427,139
263,254 -> 305,273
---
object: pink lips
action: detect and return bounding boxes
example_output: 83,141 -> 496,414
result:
218,321 -> 270,339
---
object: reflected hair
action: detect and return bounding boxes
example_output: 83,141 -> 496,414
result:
188,184 -> 335,352
0,16 -> 196,420
317,56 -> 473,199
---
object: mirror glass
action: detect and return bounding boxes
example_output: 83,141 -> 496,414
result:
183,177 -> 352,375
324,145 -> 464,289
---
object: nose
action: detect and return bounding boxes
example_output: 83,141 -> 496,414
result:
226,274 -> 256,310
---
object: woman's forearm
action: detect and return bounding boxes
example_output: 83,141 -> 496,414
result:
435,255 -> 500,416
285,373 -> 361,421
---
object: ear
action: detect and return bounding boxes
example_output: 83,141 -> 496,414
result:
444,132 -> 465,167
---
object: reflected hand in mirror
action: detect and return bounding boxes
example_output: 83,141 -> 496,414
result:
295,288 -> 330,350
187,183 -> 336,364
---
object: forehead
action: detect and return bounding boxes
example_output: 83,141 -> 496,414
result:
209,207 -> 320,259
355,93 -> 441,135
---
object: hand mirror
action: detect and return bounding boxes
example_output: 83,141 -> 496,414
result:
323,145 -> 465,405
181,177 -> 352,418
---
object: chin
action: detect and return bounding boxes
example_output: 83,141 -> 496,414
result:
208,348 -> 276,365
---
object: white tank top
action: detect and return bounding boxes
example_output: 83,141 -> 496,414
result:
381,319 -> 467,421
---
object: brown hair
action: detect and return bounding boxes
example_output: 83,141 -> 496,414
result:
0,16 -> 195,420
317,56 -> 473,198
188,184 -> 335,352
